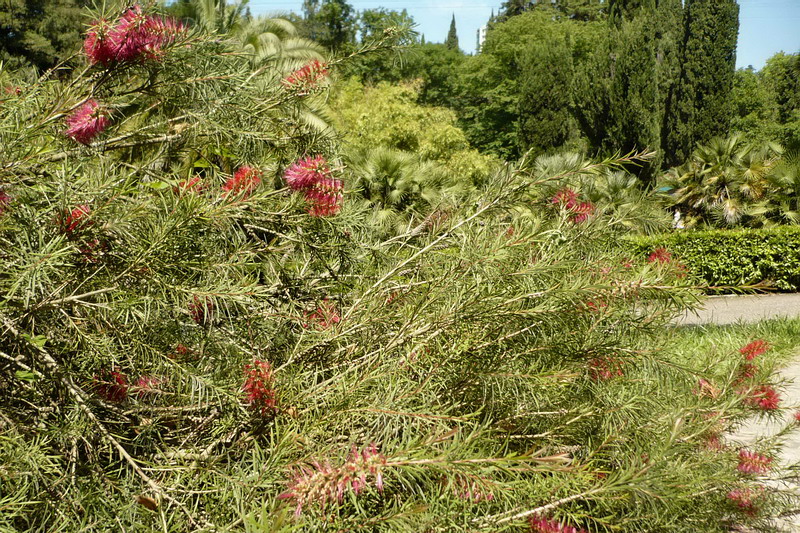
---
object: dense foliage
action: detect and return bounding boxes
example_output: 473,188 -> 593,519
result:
627,226 -> 800,292
2,5 -> 798,531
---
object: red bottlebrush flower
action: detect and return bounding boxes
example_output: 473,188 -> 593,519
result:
173,176 -> 205,195
588,357 -> 624,381
283,155 -> 344,216
279,443 -> 386,516
744,385 -> 780,411
3,85 -> 22,96
794,410 -> 800,424
529,515 -> 586,533
85,6 -> 186,65
740,339 -> 770,361
727,486 -> 764,516
94,368 -> 129,402
188,295 -> 214,325
282,60 -> 329,95
284,155 -> 332,191
303,299 -> 341,330
65,100 -> 110,145
223,166 -> 262,199
551,187 -> 578,209
737,449 -> 772,474
647,247 -> 672,264
304,176 -> 343,217
243,360 -> 278,415
0,189 -> 10,215
61,204 -> 92,234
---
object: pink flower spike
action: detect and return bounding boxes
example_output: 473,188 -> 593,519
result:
284,155 -> 332,191
529,514 -> 586,533
84,19 -> 116,65
737,449 -> 772,475
65,100 -> 110,145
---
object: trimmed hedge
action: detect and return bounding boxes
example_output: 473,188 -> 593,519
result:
626,226 -> 800,293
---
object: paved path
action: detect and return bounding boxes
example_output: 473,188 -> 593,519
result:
679,293 -> 800,530
728,359 -> 800,532
677,293 -> 800,325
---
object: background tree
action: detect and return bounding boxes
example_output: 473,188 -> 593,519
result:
0,0 -> 86,72
445,14 -> 459,51
664,0 -> 739,166
310,0 -> 357,52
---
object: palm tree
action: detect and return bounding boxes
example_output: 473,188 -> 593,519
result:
174,0 -> 324,68
662,134 -> 782,227
347,147 -> 466,235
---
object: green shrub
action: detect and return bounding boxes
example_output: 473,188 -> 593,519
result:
626,226 -> 800,292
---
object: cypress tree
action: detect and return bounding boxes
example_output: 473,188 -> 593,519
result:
445,14 -> 459,50
664,0 -> 739,166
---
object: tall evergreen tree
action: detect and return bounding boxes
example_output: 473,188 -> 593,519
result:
0,0 -> 87,72
445,14 -> 459,50
664,0 -> 739,166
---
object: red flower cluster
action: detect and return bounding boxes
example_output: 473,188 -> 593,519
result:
282,60 -> 329,95
647,247 -> 671,264
94,368 -> 129,402
740,339 -> 770,361
84,6 -> 186,66
173,176 -> 205,195
588,357 -> 624,381
243,360 -> 278,415
223,166 -> 262,200
551,187 -> 593,223
279,443 -> 386,516
65,100 -> 110,145
529,515 -> 586,533
743,384 -> 781,411
303,299 -> 341,330
727,486 -> 764,516
284,155 -> 343,217
61,204 -> 92,234
188,295 -> 214,325
737,449 -> 772,474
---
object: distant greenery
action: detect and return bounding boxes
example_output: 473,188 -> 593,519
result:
627,226 -> 800,292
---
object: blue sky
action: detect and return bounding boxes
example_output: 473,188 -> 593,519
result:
251,0 -> 799,70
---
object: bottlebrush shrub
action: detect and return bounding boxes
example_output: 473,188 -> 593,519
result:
0,8 -> 796,532
625,226 -> 800,293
